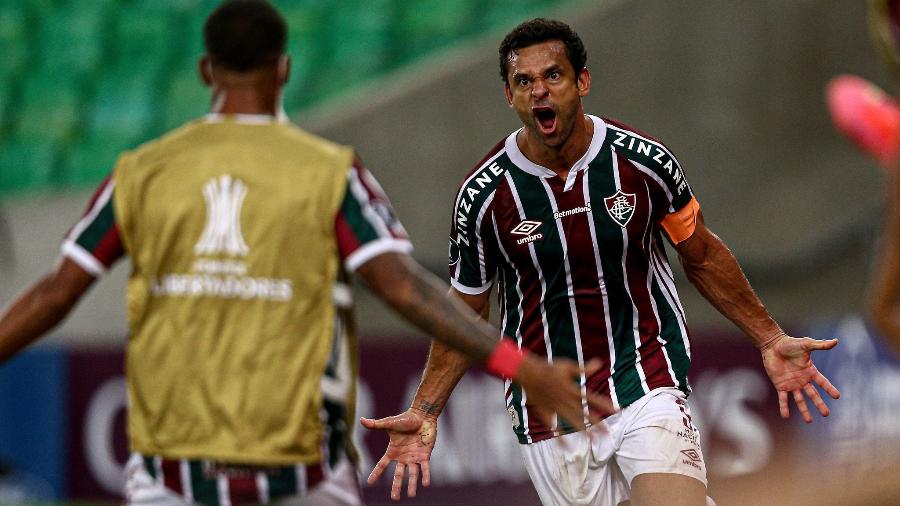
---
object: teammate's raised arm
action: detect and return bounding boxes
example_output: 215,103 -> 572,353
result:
355,251 -> 613,425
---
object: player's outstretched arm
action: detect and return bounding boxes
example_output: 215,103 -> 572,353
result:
0,258 -> 95,363
869,170 -> 900,349
673,212 -> 841,423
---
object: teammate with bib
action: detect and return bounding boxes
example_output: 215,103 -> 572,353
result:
364,18 -> 843,506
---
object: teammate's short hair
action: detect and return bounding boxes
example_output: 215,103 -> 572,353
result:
204,0 -> 287,72
498,18 -> 587,84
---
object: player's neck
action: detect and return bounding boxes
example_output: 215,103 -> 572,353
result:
209,87 -> 281,117
519,114 -> 593,178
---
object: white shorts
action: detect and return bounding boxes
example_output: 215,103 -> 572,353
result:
520,388 -> 707,506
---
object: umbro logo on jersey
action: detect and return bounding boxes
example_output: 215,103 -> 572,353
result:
195,175 -> 250,256
604,191 -> 636,227
511,220 -> 543,245
510,220 -> 542,235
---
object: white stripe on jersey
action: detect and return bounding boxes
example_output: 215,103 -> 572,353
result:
62,240 -> 107,276
610,147 -> 650,396
474,192 -> 495,286
256,471 -> 270,504
217,474 -> 232,506
505,171 -> 557,433
582,170 -> 620,410
638,181 -> 679,388
539,178 -> 590,426
180,459 -> 194,503
493,212 -> 533,443
631,160 -> 675,212
650,239 -> 691,359
344,237 -> 413,272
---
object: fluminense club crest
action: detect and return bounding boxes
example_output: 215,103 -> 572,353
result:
195,175 -> 250,256
604,191 -> 636,227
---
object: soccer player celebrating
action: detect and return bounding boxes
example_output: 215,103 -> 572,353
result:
364,18 -> 841,505
0,3 -> 612,505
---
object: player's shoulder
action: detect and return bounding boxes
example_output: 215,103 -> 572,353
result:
601,116 -> 682,173
455,137 -> 510,197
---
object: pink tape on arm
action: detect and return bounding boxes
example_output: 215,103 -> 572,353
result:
485,339 -> 526,380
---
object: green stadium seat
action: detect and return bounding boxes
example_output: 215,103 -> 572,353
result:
14,71 -> 81,144
396,0 -> 478,57
0,139 -> 57,193
115,9 -> 174,71
62,136 -> 131,187
0,4 -> 28,75
37,4 -> 106,75
160,65 -> 208,132
86,73 -> 156,142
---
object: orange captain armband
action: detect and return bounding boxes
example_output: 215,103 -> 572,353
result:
485,339 -> 526,380
660,197 -> 701,245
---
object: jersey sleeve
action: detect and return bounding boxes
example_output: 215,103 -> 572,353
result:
634,138 -> 700,244
448,180 -> 499,295
61,176 -> 126,276
335,162 -> 413,272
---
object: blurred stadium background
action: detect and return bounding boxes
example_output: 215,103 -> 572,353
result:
1,0 -> 899,504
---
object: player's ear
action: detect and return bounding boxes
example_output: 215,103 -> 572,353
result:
277,55 -> 290,85
199,56 -> 214,86
504,83 -> 514,107
577,67 -> 591,97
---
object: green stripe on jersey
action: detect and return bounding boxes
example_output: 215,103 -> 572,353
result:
267,465 -> 299,499
190,461 -> 219,506
499,264 -> 529,442
650,277 -> 690,392
586,155 -> 646,407
339,184 -> 380,245
75,197 -> 115,252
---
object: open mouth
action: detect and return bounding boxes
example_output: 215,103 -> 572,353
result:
533,106 -> 557,135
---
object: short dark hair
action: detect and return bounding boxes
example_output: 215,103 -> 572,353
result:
204,0 -> 287,72
498,18 -> 587,84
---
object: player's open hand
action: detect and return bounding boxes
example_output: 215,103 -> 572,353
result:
360,408 -> 436,501
515,357 -> 616,430
760,334 -> 841,423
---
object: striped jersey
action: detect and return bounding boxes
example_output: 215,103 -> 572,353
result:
63,113 -> 412,465
449,115 -> 700,444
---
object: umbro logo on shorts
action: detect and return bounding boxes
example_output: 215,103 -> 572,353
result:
680,448 -> 702,462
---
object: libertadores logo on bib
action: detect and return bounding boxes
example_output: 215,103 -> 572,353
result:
604,191 -> 636,227
195,175 -> 250,256
151,174 -> 293,301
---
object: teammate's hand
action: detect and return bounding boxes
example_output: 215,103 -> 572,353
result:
360,408 -> 437,501
514,357 -> 616,430
760,334 -> 841,423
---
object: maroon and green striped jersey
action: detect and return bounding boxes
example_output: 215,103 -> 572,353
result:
449,115 -> 699,444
